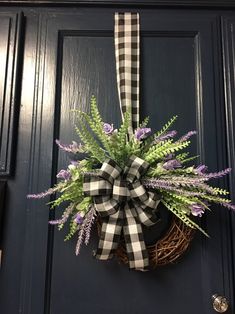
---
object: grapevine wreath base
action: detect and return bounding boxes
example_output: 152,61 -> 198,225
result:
98,214 -> 195,268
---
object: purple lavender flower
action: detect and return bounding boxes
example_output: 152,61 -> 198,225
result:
154,130 -> 177,143
190,204 -> 205,217
70,160 -> 79,166
142,179 -> 205,196
56,169 -> 71,181
103,123 -> 114,135
142,177 -> 214,195
179,130 -> 197,142
84,207 -> 96,245
55,140 -> 82,153
195,164 -> 208,175
205,168 -> 232,180
134,127 -> 151,140
27,187 -> 58,199
163,159 -> 182,170
164,153 -> 175,161
49,204 -> 74,225
74,213 -> 84,224
75,206 -> 96,255
220,202 -> 235,211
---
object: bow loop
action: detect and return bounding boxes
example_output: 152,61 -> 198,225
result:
124,155 -> 150,181
129,180 -> 149,203
94,196 -> 119,217
83,175 -> 112,196
100,159 -> 122,184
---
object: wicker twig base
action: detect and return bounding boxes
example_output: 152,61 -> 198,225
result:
97,215 -> 195,269
115,216 -> 195,268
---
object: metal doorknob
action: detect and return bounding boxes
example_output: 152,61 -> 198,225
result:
212,294 -> 229,313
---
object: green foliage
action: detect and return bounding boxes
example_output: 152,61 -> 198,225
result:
74,98 -> 140,165
139,116 -> 149,128
32,97 -> 233,243
75,117 -> 106,162
180,155 -> 200,164
156,115 -> 178,137
143,115 -> 178,151
79,97 -> 116,160
176,152 -> 189,161
162,199 -> 209,237
143,139 -> 190,164
212,188 -> 230,196
114,111 -> 133,164
200,194 -> 232,204
164,191 -> 195,206
65,219 -> 78,241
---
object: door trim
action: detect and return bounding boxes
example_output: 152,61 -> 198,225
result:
1,0 -> 235,9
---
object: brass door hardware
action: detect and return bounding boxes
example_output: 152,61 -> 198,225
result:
212,294 -> 229,313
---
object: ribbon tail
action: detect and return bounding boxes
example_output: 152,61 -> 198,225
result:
123,203 -> 149,270
96,210 -> 123,260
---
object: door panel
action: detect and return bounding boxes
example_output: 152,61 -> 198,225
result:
0,12 -> 23,176
0,7 -> 234,314
222,15 -> 235,303
30,9 -> 232,314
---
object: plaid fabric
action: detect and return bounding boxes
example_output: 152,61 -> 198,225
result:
96,210 -> 123,260
114,12 -> 140,131
123,202 -> 149,269
83,155 -> 160,270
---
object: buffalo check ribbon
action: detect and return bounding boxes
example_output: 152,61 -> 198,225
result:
114,12 -> 140,132
83,155 -> 160,270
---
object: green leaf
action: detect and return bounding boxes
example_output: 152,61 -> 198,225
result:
143,115 -> 178,151
162,199 -> 209,237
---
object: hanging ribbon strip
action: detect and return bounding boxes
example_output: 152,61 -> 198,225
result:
83,156 -> 160,270
114,12 -> 140,131
82,13 -> 160,270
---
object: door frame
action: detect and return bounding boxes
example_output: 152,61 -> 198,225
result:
0,2 -> 235,314
0,0 -> 235,8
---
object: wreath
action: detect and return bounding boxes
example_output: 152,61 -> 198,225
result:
28,96 -> 234,270
27,12 -> 234,271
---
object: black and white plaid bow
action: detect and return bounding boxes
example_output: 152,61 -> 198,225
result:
83,155 -> 160,270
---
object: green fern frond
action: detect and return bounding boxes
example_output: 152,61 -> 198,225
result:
164,191 -> 195,206
156,115 -> 178,137
212,188 -> 230,196
139,116 -> 149,128
75,116 -> 105,162
64,219 -> 78,241
114,111 -> 132,162
196,199 -> 211,211
76,197 -> 92,212
144,140 -> 190,164
89,97 -> 116,157
181,155 -> 200,164
79,111 -> 115,159
90,95 -> 103,126
145,139 -> 173,155
200,194 -> 232,204
143,115 -> 178,150
176,153 -> 189,161
162,200 -> 209,237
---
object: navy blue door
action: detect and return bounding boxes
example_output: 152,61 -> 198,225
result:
0,7 -> 234,314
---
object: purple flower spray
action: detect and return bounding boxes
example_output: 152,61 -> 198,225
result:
134,128 -> 151,140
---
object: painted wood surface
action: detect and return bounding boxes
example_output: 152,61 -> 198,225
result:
0,6 -> 234,314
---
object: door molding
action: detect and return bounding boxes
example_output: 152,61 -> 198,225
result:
1,0 -> 235,8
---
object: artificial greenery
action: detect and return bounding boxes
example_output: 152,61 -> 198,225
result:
28,96 -> 234,253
